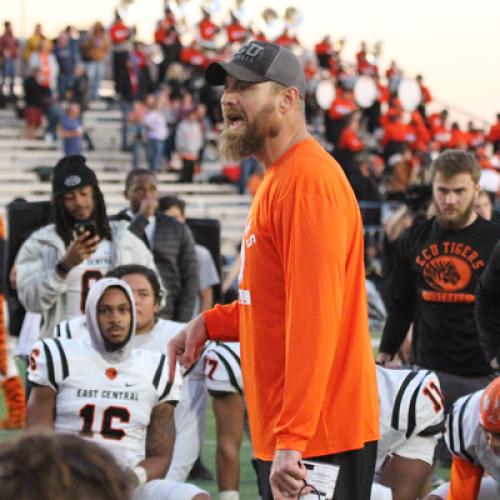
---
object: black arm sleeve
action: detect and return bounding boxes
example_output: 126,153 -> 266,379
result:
475,242 -> 500,363
379,231 -> 417,356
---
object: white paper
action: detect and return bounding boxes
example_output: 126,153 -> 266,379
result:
300,460 -> 340,499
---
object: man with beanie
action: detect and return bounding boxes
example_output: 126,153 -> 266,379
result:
168,41 -> 379,500
15,155 -> 157,338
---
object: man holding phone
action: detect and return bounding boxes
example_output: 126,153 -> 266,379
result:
15,155 -> 157,338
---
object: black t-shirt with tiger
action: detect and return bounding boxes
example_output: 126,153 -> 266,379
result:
380,216 -> 500,376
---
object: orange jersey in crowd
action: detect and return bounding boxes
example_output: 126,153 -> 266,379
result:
448,128 -> 469,149
198,18 -> 218,41
328,96 -> 357,120
203,138 -> 380,460
226,22 -> 249,44
338,127 -> 364,151
420,84 -> 432,103
180,45 -> 207,67
487,122 -> 500,143
109,21 -> 130,45
381,120 -> 409,146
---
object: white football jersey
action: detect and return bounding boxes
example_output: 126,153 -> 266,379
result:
28,337 -> 179,469
65,239 -> 113,317
376,366 -> 445,474
446,390 -> 500,484
54,316 -> 184,397
203,342 -> 242,394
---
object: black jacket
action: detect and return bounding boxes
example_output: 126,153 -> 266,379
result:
114,209 -> 199,321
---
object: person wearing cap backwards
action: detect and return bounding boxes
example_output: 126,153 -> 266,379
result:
26,277 -> 210,500
168,40 -> 379,500
425,377 -> 500,500
15,155 -> 157,339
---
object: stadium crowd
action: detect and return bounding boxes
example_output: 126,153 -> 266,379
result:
1,1 -> 500,499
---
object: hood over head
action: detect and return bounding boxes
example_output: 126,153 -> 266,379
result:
85,278 -> 136,364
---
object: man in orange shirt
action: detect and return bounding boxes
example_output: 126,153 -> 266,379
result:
487,113 -> 500,152
168,41 -> 379,500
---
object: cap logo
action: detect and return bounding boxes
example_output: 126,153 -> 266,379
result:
64,175 -> 82,187
235,42 -> 264,61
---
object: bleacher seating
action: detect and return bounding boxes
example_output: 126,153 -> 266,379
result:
0,104 -> 249,258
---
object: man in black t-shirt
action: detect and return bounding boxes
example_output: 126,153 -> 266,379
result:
378,150 -> 500,414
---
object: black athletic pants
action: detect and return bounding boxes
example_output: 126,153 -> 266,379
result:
256,440 -> 377,500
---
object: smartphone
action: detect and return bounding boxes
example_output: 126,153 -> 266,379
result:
74,221 -> 97,240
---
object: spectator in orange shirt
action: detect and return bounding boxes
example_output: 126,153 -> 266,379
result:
168,40 -> 379,500
314,35 -> 334,69
381,114 -> 408,162
154,8 -> 181,86
487,113 -> 500,152
428,110 -> 451,150
448,122 -> 469,150
407,111 -> 431,153
197,9 -> 219,49
109,12 -> 132,95
326,86 -> 357,149
416,74 -> 432,119
356,41 -> 371,75
336,112 -> 365,173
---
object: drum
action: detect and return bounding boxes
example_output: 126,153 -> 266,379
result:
398,78 -> 422,111
315,79 -> 336,110
354,75 -> 378,108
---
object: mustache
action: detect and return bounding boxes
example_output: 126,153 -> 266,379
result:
107,323 -> 124,331
222,106 -> 247,120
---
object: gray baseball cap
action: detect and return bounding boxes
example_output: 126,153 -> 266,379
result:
205,41 -> 306,98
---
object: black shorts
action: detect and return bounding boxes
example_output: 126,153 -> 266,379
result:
256,440 -> 377,500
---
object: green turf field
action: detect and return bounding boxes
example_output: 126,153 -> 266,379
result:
190,402 -> 259,498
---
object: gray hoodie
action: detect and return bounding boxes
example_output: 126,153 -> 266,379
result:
85,277 -> 136,364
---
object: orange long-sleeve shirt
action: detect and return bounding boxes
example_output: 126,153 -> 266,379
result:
203,138 -> 380,460
447,456 -> 484,500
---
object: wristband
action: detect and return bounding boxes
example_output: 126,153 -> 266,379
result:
132,466 -> 147,486
55,260 -> 70,275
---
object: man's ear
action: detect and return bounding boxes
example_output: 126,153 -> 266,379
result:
279,87 -> 300,113
124,188 -> 129,200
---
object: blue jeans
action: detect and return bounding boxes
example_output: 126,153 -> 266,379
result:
45,104 -> 63,141
58,74 -> 74,101
85,60 -> 104,101
148,139 -> 165,171
0,58 -> 15,96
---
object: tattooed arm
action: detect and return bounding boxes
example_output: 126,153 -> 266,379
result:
135,402 -> 176,482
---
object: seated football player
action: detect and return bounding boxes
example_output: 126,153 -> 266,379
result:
371,366 -> 445,500
425,377 -> 500,500
204,341 -> 245,500
54,264 -> 208,483
27,277 -> 209,500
